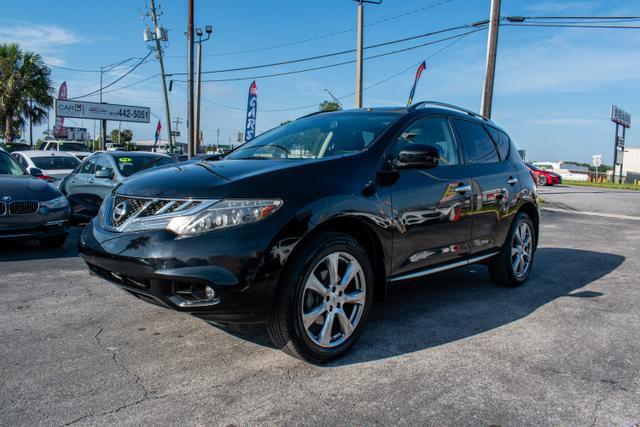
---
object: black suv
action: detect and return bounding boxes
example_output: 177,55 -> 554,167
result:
79,102 -> 539,363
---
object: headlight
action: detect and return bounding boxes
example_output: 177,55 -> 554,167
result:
167,199 -> 282,235
41,195 -> 68,210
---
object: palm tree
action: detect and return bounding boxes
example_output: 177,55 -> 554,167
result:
0,43 -> 53,142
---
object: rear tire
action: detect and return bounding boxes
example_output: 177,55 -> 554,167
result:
267,232 -> 373,363
39,235 -> 68,248
488,212 -> 536,287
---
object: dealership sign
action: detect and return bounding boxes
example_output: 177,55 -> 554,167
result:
55,99 -> 150,123
611,105 -> 631,128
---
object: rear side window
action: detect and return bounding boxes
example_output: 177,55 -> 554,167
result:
486,126 -> 511,160
453,119 -> 499,164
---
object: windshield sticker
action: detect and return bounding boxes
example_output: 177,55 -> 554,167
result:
118,157 -> 133,163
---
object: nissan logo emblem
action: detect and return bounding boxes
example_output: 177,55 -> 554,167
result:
112,200 -> 129,222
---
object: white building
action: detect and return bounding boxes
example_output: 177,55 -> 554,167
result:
622,147 -> 640,174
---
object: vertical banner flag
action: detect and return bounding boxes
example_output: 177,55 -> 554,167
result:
245,81 -> 258,142
54,82 -> 67,138
406,61 -> 426,107
153,120 -> 162,150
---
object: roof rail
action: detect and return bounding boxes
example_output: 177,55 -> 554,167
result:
409,101 -> 489,121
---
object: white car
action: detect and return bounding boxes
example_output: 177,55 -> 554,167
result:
11,150 -> 80,182
42,140 -> 92,161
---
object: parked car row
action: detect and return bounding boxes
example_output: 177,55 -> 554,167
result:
0,147 -> 176,247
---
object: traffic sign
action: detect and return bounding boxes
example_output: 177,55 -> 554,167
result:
592,155 -> 602,167
55,99 -> 150,123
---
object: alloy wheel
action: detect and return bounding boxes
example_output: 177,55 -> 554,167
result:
511,222 -> 533,278
300,251 -> 367,348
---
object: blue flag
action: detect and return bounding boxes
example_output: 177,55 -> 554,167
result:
245,81 -> 258,142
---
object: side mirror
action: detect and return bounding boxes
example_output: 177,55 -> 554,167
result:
95,169 -> 113,179
396,144 -> 440,169
29,167 -> 44,177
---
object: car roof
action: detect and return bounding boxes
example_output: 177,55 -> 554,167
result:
14,150 -> 77,157
103,151 -> 171,158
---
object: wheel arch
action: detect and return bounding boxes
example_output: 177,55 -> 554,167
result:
517,202 -> 539,248
302,216 -> 388,302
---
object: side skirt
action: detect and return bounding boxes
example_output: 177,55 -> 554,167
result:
387,251 -> 500,283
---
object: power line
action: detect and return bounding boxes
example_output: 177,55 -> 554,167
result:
168,22 -> 487,77
165,0 -> 457,58
45,57 -> 150,73
70,52 -> 154,100
504,23 -> 640,29
99,73 -> 160,95
175,28 -> 484,83
190,29 -> 477,113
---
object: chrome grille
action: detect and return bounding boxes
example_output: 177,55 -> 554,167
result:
9,201 -> 39,215
0,202 -> 5,216
105,195 -> 204,231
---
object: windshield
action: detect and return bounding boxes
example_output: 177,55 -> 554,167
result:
59,142 -> 90,152
0,152 -> 26,176
526,163 -> 540,171
2,143 -> 30,153
32,156 -> 80,170
227,112 -> 400,161
114,154 -> 177,177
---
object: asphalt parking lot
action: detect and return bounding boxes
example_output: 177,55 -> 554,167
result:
1,185 -> 639,426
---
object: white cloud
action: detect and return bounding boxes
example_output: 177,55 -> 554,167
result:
0,22 -> 81,52
525,1 -> 600,13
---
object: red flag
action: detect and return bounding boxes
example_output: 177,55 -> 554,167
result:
154,120 -> 161,148
407,62 -> 426,107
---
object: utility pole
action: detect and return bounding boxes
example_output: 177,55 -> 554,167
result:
353,0 -> 381,109
28,99 -> 33,147
187,0 -> 195,159
100,65 -> 106,150
147,0 -> 174,154
216,127 -> 220,148
481,0 -> 501,119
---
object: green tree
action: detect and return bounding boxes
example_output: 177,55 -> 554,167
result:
110,128 -> 133,145
280,119 -> 292,126
0,43 -> 53,143
319,100 -> 342,112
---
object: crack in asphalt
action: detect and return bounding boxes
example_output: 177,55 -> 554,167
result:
59,324 -> 166,426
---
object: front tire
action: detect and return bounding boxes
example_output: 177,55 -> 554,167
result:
267,232 -> 373,363
488,212 -> 536,287
537,174 -> 548,186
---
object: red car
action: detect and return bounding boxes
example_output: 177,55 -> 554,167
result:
526,163 -> 561,186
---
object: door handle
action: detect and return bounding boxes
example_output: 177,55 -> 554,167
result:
507,177 -> 519,185
88,179 -> 95,184
454,184 -> 472,194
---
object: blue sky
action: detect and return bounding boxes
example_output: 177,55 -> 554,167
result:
1,0 -> 638,163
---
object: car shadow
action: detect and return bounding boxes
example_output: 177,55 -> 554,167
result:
222,247 -> 624,365
0,226 -> 84,262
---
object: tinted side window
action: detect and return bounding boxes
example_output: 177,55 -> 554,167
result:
396,117 -> 459,166
453,119 -> 499,164
486,126 -> 511,160
80,157 -> 96,174
95,156 -> 114,176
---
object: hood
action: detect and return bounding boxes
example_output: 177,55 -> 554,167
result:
116,159 -> 309,198
0,175 -> 61,201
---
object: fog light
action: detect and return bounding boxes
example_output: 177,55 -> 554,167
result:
204,286 -> 216,301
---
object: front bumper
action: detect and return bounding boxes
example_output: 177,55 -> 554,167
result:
0,205 -> 70,240
78,218 -> 282,325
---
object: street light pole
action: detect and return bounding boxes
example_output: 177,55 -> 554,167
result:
481,0 -> 501,119
187,0 -> 195,159
353,0 -> 381,109
194,25 -> 212,155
